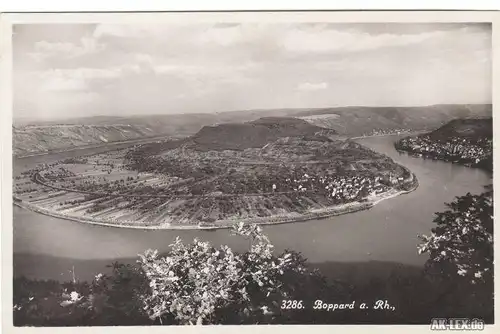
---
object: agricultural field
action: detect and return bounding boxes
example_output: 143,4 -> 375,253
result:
13,131 -> 416,228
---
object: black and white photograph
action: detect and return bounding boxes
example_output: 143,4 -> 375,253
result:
2,11 -> 495,328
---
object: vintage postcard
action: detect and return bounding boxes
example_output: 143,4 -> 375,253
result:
1,10 -> 498,333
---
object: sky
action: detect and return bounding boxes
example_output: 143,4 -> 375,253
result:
13,22 -> 492,120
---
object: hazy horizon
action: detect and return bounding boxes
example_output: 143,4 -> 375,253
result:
13,22 -> 492,121
12,103 -> 493,124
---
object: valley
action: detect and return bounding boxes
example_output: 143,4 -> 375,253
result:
13,117 -> 417,229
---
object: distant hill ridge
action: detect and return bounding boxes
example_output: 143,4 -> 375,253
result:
190,117 -> 335,151
13,104 -> 492,157
427,117 -> 492,141
297,104 -> 492,135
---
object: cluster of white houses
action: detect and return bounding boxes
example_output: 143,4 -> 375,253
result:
397,136 -> 492,164
281,172 -> 393,202
364,128 -> 413,137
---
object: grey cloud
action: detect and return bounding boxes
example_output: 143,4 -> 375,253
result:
13,22 -> 491,120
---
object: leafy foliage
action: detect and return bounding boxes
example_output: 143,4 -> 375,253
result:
418,188 -> 493,284
416,187 -> 494,321
137,222 -> 309,325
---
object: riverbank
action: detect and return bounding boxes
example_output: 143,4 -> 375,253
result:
350,130 -> 427,140
14,173 -> 418,230
392,119 -> 493,173
13,134 -> 491,281
395,148 -> 493,173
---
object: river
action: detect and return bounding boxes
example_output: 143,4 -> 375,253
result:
13,135 -> 490,282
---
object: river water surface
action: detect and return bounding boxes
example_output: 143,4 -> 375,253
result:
13,135 -> 490,281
